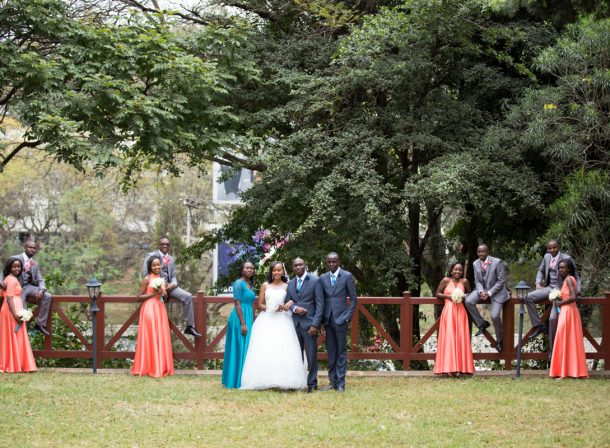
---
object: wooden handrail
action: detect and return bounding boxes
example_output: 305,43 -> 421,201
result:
30,292 -> 609,371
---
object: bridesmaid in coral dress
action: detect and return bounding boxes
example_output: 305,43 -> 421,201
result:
132,256 -> 174,377
434,262 -> 475,376
0,257 -> 37,373
549,259 -> 588,379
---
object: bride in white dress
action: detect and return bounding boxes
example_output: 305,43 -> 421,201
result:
240,262 -> 307,390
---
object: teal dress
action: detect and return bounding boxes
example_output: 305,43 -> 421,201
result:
222,279 -> 256,388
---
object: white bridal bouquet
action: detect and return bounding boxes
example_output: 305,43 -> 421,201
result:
451,288 -> 464,304
549,288 -> 561,302
149,277 -> 166,302
15,308 -> 34,333
549,288 -> 561,314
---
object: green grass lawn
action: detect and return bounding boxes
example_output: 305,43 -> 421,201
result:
1,373 -> 608,447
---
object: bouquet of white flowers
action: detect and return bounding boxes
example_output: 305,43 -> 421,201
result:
549,288 -> 561,302
451,288 -> 464,304
549,288 -> 561,314
15,308 -> 34,333
149,277 -> 166,302
150,277 -> 165,290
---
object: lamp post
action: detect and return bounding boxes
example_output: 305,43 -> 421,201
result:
515,279 -> 530,378
86,278 -> 102,374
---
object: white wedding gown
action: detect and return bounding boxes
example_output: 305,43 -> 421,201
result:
240,283 -> 307,390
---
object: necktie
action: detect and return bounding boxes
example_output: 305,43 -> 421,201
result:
24,258 -> 31,272
163,255 -> 170,267
331,274 -> 336,286
550,257 -> 556,269
297,278 -> 303,293
482,261 -> 487,272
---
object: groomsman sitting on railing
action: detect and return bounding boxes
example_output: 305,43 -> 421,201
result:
0,240 -> 53,335
142,237 -> 201,338
464,244 -> 509,352
525,239 -> 581,358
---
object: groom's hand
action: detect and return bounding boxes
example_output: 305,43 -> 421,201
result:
308,326 -> 318,336
294,306 -> 308,316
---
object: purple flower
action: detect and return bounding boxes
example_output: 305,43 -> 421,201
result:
253,229 -> 271,244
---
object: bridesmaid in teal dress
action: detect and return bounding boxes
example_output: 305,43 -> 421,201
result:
222,261 -> 256,388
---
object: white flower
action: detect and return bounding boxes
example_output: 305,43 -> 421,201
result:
451,289 -> 464,304
549,288 -> 561,302
150,278 -> 165,290
18,308 -> 33,322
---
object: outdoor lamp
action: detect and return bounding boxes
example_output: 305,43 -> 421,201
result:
514,279 -> 530,378
86,278 -> 102,374
515,280 -> 530,301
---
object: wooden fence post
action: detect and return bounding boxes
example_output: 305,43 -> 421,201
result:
97,296 -> 105,368
601,291 -> 610,370
196,292 -> 206,370
401,291 -> 412,370
350,300 -> 359,357
503,298 -> 515,370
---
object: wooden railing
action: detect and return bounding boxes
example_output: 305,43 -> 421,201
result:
33,292 -> 610,370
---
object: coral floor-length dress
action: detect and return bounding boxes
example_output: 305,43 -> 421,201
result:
549,276 -> 588,378
132,273 -> 174,377
0,275 -> 37,373
434,281 -> 474,375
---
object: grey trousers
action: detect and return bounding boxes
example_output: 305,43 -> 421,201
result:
465,291 -> 504,343
525,287 -> 558,350
168,286 -> 195,327
22,284 -> 52,327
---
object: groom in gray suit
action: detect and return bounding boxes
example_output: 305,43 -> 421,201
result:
320,252 -> 358,392
284,257 -> 324,392
464,244 -> 509,351
142,237 -> 201,338
525,240 -> 581,353
0,240 -> 53,335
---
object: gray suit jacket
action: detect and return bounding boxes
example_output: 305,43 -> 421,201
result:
285,273 -> 324,328
472,256 -> 509,303
535,252 -> 581,291
143,250 -> 178,286
0,253 -> 46,290
321,268 -> 358,326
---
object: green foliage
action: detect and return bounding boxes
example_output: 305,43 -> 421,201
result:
198,0 -> 554,304
503,16 -> 610,292
546,169 -> 610,294
0,0 -> 260,184
30,304 -> 92,368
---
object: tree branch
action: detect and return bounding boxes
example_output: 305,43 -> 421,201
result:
1,140 -> 41,168
220,2 -> 276,22
118,0 -> 212,25
418,206 -> 443,258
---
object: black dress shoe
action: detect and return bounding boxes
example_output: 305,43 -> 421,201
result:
474,321 -> 490,337
496,340 -> 503,352
184,326 -> 202,338
336,386 -> 345,392
319,385 -> 335,391
530,324 -> 546,338
307,386 -> 317,393
34,323 -> 50,336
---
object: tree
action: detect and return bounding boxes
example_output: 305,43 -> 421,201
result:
0,0 -> 262,185
189,1 -> 556,349
503,16 -> 610,294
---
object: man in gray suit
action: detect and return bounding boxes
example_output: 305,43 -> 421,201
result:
284,257 -> 324,393
464,244 -> 509,352
320,252 -> 358,392
142,237 -> 201,338
525,239 -> 581,352
0,240 -> 52,335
